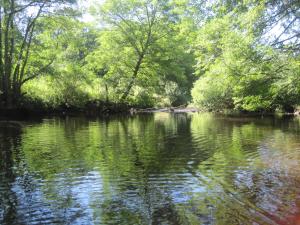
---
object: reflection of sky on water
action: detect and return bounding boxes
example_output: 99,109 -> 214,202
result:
1,114 -> 300,224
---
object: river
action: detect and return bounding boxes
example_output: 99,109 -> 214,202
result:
1,113 -> 300,225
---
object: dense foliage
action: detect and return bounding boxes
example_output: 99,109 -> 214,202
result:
0,0 -> 299,112
191,0 -> 300,113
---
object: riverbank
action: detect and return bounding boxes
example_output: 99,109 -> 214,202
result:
131,107 -> 199,113
0,100 -> 131,118
134,107 -> 300,117
0,102 -> 299,119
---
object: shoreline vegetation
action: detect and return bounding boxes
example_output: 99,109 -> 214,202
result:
0,1 -> 299,117
1,101 -> 299,119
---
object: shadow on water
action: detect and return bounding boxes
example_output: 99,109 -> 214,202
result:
0,113 -> 300,224
0,122 -> 23,225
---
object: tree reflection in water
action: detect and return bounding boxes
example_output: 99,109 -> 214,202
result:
0,114 -> 300,224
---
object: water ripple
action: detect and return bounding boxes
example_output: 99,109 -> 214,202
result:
0,114 -> 300,224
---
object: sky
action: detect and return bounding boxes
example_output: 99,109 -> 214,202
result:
78,0 -> 103,23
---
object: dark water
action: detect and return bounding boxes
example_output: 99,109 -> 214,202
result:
1,113 -> 300,225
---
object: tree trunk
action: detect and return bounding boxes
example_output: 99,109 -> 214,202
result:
119,11 -> 154,102
105,83 -> 109,103
0,6 -> 4,97
120,54 -> 144,101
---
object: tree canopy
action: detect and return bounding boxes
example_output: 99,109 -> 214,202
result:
0,0 -> 299,113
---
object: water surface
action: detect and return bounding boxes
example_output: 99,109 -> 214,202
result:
1,113 -> 300,225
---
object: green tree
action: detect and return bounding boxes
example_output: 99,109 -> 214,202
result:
22,16 -> 100,108
87,0 -> 196,106
192,1 -> 300,112
0,0 -> 76,107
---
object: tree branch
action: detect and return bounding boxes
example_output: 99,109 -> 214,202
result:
21,57 -> 55,85
19,2 -> 46,84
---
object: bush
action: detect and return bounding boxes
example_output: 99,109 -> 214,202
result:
192,75 -> 233,111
